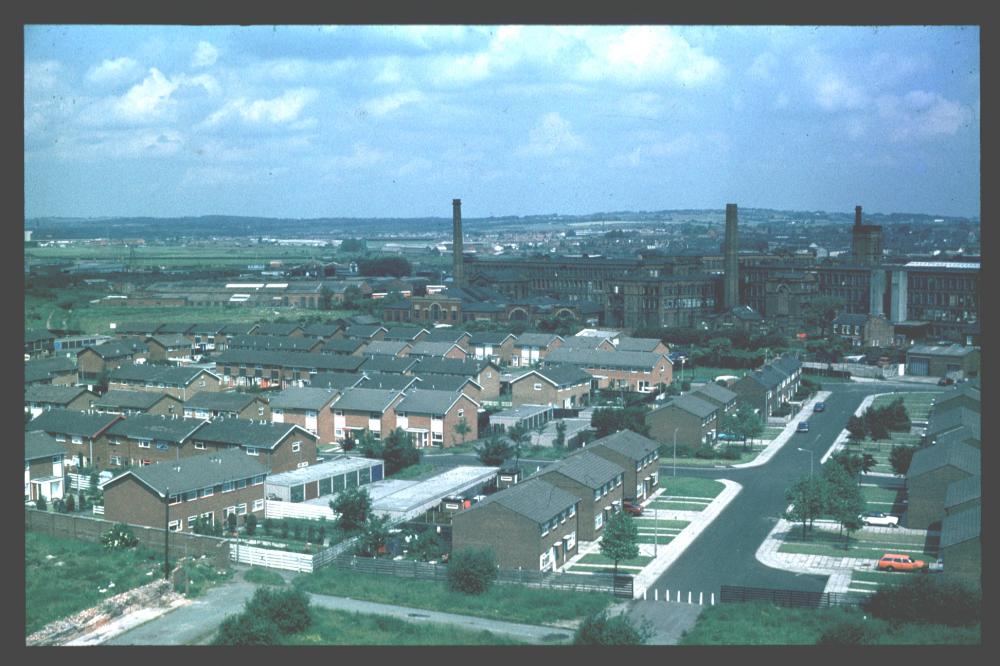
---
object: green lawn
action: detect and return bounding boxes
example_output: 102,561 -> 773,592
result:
658,477 -> 725,499
870,392 -> 937,422
243,567 -> 286,586
634,533 -> 676,545
293,567 -> 613,626
280,608 -> 529,645
860,484 -> 908,513
25,531 -> 166,635
388,463 -> 437,480
576,553 -> 654,567
778,527 -> 937,561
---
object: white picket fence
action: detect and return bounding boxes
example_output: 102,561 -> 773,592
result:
264,499 -> 336,521
229,537 -> 357,573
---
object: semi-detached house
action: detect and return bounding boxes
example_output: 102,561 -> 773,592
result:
25,431 -> 66,503
92,389 -> 183,417
533,451 -> 625,541
27,408 -> 122,469
585,430 -> 661,502
190,419 -> 318,474
104,414 -> 208,469
107,365 -> 224,401
544,348 -> 672,393
510,333 -> 563,368
269,387 -> 340,443
24,385 -> 97,419
183,391 -> 270,421
329,388 -> 405,445
395,389 -> 479,448
509,363 -> 592,409
646,394 -> 720,448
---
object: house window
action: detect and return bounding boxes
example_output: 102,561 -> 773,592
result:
223,506 -> 237,518
292,442 -> 301,453
169,494 -> 181,505
236,479 -> 247,489
594,513 -> 603,530
222,481 -> 234,493
253,499 -> 264,512
137,439 -> 151,449
194,442 -> 206,450
200,511 -> 214,524
457,408 -> 464,418
236,504 -> 247,515
168,520 -> 181,532
110,455 -> 123,466
534,383 -> 542,391
246,447 -> 259,456
54,434 -> 66,442
187,516 -> 198,528
200,486 -> 214,498
252,475 -> 265,485
109,438 -> 121,447
72,435 -> 83,445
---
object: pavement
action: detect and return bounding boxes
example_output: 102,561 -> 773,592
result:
730,391 -> 832,468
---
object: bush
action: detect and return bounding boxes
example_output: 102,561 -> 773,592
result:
694,444 -> 718,459
720,446 -> 742,460
680,380 -> 691,392
245,513 -> 258,536
227,513 -> 238,533
864,576 -> 981,627
772,404 -> 792,417
447,548 -> 498,595
574,611 -> 650,645
263,518 -> 273,536
101,523 -> 139,550
817,619 -> 876,645
245,587 -> 312,634
34,496 -> 47,511
212,611 -> 280,645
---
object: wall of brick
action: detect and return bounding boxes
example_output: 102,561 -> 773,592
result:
452,502 -> 579,571
907,468 -> 972,529
534,472 -> 622,542
646,407 -> 713,447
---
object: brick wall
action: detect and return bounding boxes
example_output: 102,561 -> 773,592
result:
451,502 -> 579,571
907,468 -> 973,529
646,406 -> 714,448
534,472 -> 622,542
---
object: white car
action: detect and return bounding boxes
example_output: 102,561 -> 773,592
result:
860,512 -> 900,528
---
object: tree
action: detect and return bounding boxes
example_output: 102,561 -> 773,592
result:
357,256 -> 411,278
801,296 -> 845,337
554,420 -> 567,449
318,286 -> 334,311
476,435 -> 516,466
34,496 -> 47,511
591,406 -> 649,439
447,547 -> 498,595
381,427 -> 420,475
226,513 -> 238,533
846,415 -> 868,441
599,510 -> 639,577
245,513 -> 258,536
453,418 -> 471,446
213,611 -> 279,646
65,494 -> 75,512
784,475 -> 826,537
574,610 -> 651,645
330,486 -> 372,532
356,514 -> 392,557
823,463 -> 866,545
889,445 -> 916,476
339,238 -> 366,253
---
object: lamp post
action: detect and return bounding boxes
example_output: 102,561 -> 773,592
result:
672,427 -> 680,477
654,505 -> 659,556
796,448 -> 814,477
164,485 -> 170,580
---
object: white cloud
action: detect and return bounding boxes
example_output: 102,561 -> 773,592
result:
814,73 -> 867,111
86,57 -> 142,85
517,112 -> 585,157
329,143 -> 389,171
876,91 -> 974,141
115,68 -> 181,120
48,128 -> 184,162
361,90 -> 425,117
374,57 -> 403,84
610,133 -> 697,168
205,88 -> 318,126
576,26 -> 721,86
192,41 -> 219,68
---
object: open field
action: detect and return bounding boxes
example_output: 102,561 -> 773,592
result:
26,244 -> 334,269
871,392 -> 936,422
280,608 -> 527,645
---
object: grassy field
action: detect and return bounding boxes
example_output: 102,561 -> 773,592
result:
25,531 -> 165,635
293,567 -> 612,626
243,567 -> 286,586
26,244 -> 333,269
871,392 -> 937,422
280,608 -> 528,645
679,602 -> 980,645
778,526 -> 937,561
657,477 -> 725,499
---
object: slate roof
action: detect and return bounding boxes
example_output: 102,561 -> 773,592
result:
28,408 -> 121,437
93,390 -> 175,410
331,388 -> 404,413
363,340 -> 410,356
615,337 -> 664,353
189,323 -> 227,335
357,373 -> 421,391
83,338 -> 148,359
358,356 -> 421,374
321,338 -> 368,354
933,384 -> 981,411
24,385 -> 93,405
184,391 -> 261,411
512,364 -> 592,388
538,451 -> 624,489
944,475 -> 981,509
109,365 -> 219,386
474,478 -> 579,525
25,431 -> 66,461
115,323 -> 163,336
194,419 -> 315,448
545,348 -> 668,370
513,333 -> 562,348
215,350 -> 366,372
771,354 -> 802,377
229,335 -> 321,352
411,373 -> 478,392
421,329 -> 470,344
147,333 -> 193,348
940,504 -> 980,548
301,322 -> 344,338
383,326 -> 428,342
309,372 -> 366,390
656,394 -> 718,418
411,357 -> 493,376
25,356 -> 77,383
928,426 -> 980,448
344,324 -> 387,339
218,323 -> 258,336
102,448 -> 267,496
155,323 -> 195,335
907,440 -> 980,480
692,382 -> 738,404
926,407 -> 981,441
253,323 -> 303,336
106,414 -> 207,442
589,430 -> 660,460
409,341 -> 466,358
397,389 -> 474,415
557,336 -> 609,350
469,332 -> 515,345
268,387 -> 339,411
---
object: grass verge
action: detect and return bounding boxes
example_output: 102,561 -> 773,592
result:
244,567 -> 287,586
281,608 -> 527,645
657,477 -> 725,498
778,528 -> 937,561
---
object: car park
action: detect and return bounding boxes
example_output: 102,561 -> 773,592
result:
860,511 -> 899,528
796,421 -> 810,433
622,501 -> 643,516
813,402 -> 825,413
876,553 -> 927,572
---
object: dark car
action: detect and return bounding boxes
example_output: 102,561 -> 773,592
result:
937,377 -> 955,386
796,421 -> 810,433
813,402 -> 826,413
622,501 -> 643,516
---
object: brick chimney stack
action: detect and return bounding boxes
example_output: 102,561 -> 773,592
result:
855,205 -> 862,227
452,198 -> 464,288
723,203 -> 739,310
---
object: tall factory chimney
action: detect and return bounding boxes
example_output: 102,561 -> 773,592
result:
452,198 -> 464,288
855,205 -> 862,227
723,203 -> 739,309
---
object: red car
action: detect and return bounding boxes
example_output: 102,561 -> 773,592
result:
622,501 -> 643,516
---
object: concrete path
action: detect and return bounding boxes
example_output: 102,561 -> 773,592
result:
730,391 -> 832,469
615,600 -> 704,645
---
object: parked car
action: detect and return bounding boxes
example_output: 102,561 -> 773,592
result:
938,377 -> 955,386
927,559 -> 944,573
716,432 -> 741,441
860,511 -> 899,528
876,553 -> 927,572
796,421 -> 810,433
622,501 -> 643,516
813,402 -> 826,413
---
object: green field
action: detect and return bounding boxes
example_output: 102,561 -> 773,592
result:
26,244 -> 333,269
280,608 -> 529,645
860,484 -> 908,513
778,526 -> 937,561
657,477 -> 725,499
870,392 -> 937,423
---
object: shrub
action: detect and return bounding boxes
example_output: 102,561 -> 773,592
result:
245,587 -> 312,634
77,491 -> 87,511
212,611 -> 280,646
263,518 -> 273,536
447,548 -> 498,595
226,513 -> 238,533
245,513 -> 258,536
34,496 -> 47,511
101,523 -> 139,550
720,446 -> 741,460
280,521 -> 289,539
817,619 -> 876,645
574,611 -> 650,645
694,444 -> 718,459
864,576 -> 981,627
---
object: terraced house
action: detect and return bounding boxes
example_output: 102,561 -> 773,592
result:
144,333 -> 193,362
24,385 -> 97,419
544,348 -> 673,393
182,391 -> 270,421
27,408 -> 122,469
509,363 -> 592,409
395,389 -> 479,448
107,365 -> 224,400
329,387 -> 405,445
451,478 -> 580,572
646,394 -> 720,448
269,387 -> 340,443
470,332 -> 516,365
189,419 -> 318,473
76,338 -> 148,384
100,448 -> 268,532
104,414 -> 208,468
24,356 -> 78,387
533,451 -> 625,541
411,357 -> 501,402
214,350 -> 366,389
92,389 -> 184,417
510,333 -> 563,367
585,430 -> 661,502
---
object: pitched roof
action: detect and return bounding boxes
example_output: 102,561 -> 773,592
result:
657,394 -> 718,418
692,382 -> 738,404
184,391 -> 261,411
344,324 -> 387,339
253,323 -> 303,336
615,337 -> 664,352
321,338 -> 368,354
189,323 -> 227,335
513,333 -> 562,347
28,408 -> 121,437
331,387 -> 404,413
358,372 -> 421,391
383,326 -> 428,341
409,341 -> 466,357
589,430 -> 660,460
109,364 -> 220,386
933,384 -> 981,411
83,338 -> 147,359
545,348 -> 668,370
473,478 -> 579,525
421,328 -> 470,344
907,440 -> 980,480
944,475 -> 981,509
557,336 -> 610,350
771,354 -> 802,376
229,335 -> 321,352
469,331 -> 516,345
411,373 -> 478,392
301,322 -> 344,338
93,390 -> 176,410
363,340 -> 410,356
538,451 -> 624,489
309,372 -> 367,390
154,320 -> 193,333
25,329 -> 56,343
512,364 -> 592,388
25,356 -> 77,383
102,448 -> 267,496
358,356 -> 421,374
268,387 -> 340,410
24,385 -> 93,405
940,504 -> 980,548
925,407 -> 980,442
214,350 -> 366,372
411,357 -> 493,376
106,414 -> 207,442
146,333 -> 193,348
397,389 -> 474,415
194,419 -> 315,448
25,430 -> 66,461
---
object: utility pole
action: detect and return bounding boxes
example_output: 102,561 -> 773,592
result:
164,486 -> 170,580
673,427 -> 680,477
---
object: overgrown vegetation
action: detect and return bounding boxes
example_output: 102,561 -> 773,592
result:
280,608 -> 526,645
447,548 -> 499,595
213,587 -> 313,645
574,610 -> 651,645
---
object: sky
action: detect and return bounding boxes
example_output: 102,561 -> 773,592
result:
23,25 -> 980,220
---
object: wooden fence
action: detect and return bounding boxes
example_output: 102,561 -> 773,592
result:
264,499 -> 336,521
66,473 -> 94,491
719,585 -> 867,609
229,536 -> 357,573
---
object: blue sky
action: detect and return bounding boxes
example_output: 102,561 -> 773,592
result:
24,25 -> 980,220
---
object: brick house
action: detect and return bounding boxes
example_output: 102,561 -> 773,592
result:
905,440 -> 980,529
229,335 -> 324,354
214,350 -> 366,389
344,324 -> 387,341
905,344 -> 980,379
534,452 -> 625,541
690,382 -> 739,418
558,335 -> 617,352
395,389 -> 480,448
330,388 -> 406,445
25,431 -> 66,502
470,332 -> 516,366
76,338 -> 149,384
585,430 -> 661,502
300,321 -> 346,342
939,505 -> 980,587
357,356 -> 421,375
411,373 -> 481,403
253,323 -> 304,337
25,356 -> 78,387
509,364 -> 592,409
108,365 -> 224,400
24,385 -> 98,419
100,448 -> 268,533
114,322 -> 164,339
92,390 -> 184,417
24,329 -> 56,359
544,348 -> 672,393
511,333 -> 563,368
104,414 -> 209,469
359,372 -> 423,392
362,340 -> 412,358
831,313 -> 895,348
269,387 -> 340,443
646,394 -> 720,448
451,478 -> 580,572
615,337 -> 669,355
190,419 -> 319,474
186,323 -> 227,355
183,391 -> 270,421
383,326 -> 429,343
408,341 -> 469,360
412,357 -> 501,402
145,334 -> 194,362
731,363 -> 794,418
27,408 -> 122,469
319,338 -> 368,356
